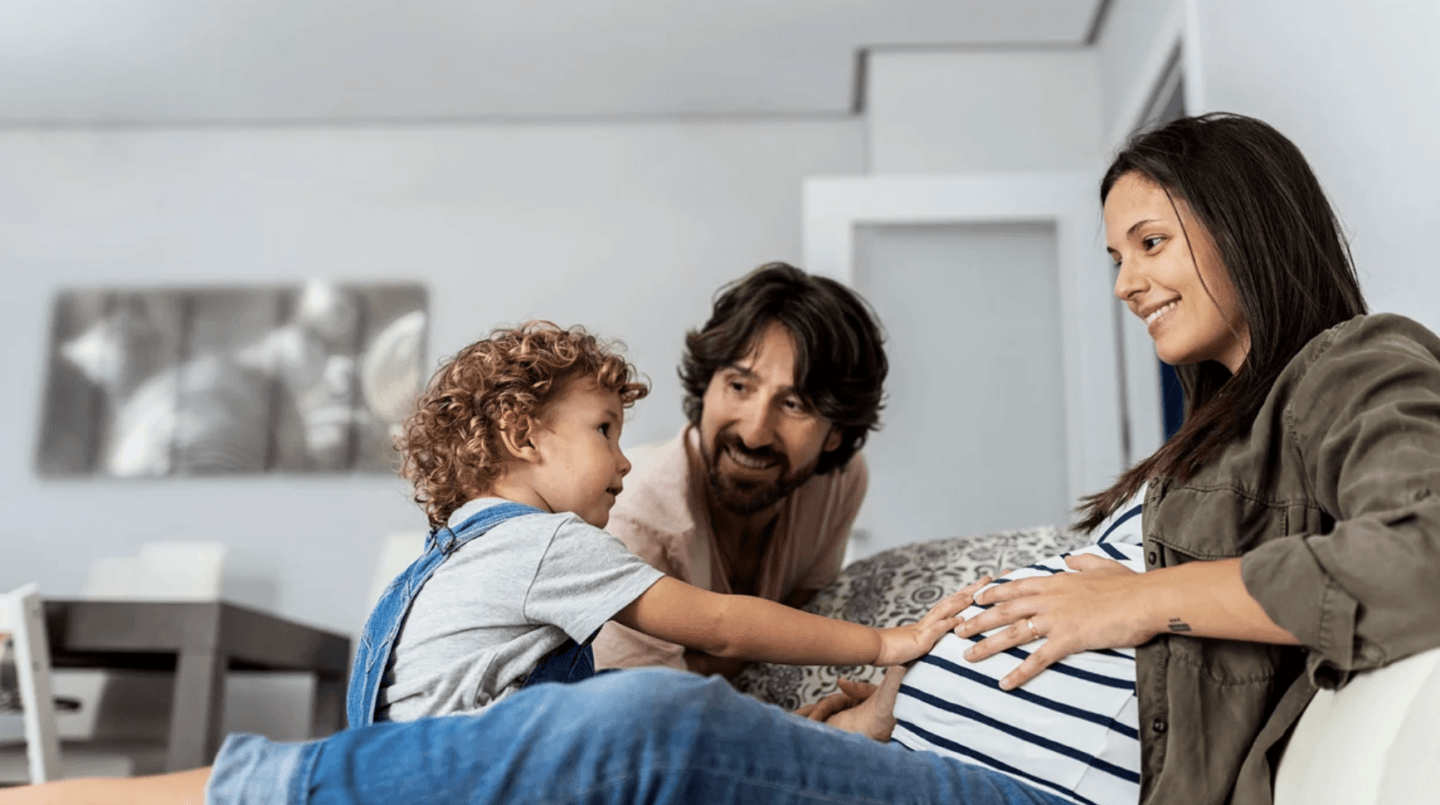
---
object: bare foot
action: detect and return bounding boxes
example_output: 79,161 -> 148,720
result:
0,769 -> 210,805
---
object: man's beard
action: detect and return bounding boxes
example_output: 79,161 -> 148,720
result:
703,430 -> 819,516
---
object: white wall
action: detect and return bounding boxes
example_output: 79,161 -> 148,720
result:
1095,0 -> 1183,143
0,119 -> 864,636
1189,0 -> 1440,333
851,49 -> 1120,523
865,48 -> 1104,174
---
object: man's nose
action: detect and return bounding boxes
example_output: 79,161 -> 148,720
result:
734,394 -> 776,448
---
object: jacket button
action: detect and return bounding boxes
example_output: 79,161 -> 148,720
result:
1152,718 -> 1168,734
1147,550 -> 1158,566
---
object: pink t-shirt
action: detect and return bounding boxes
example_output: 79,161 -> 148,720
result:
592,425 -> 868,670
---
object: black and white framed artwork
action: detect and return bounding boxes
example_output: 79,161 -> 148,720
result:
35,282 -> 428,477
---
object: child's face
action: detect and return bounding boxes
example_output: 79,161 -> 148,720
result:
528,376 -> 632,528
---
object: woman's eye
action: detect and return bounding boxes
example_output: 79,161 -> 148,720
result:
1142,235 -> 1165,251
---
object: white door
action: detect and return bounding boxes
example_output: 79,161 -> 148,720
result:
850,221 -> 1073,557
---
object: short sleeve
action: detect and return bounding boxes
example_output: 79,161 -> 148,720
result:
523,516 -> 664,643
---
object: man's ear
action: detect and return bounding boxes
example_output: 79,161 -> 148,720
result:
497,418 -> 540,463
823,426 -> 843,454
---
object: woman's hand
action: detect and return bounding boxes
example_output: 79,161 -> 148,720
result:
952,554 -> 1158,690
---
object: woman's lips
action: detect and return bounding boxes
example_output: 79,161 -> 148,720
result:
1145,299 -> 1179,327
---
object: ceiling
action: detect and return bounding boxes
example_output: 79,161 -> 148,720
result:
0,0 -> 1106,125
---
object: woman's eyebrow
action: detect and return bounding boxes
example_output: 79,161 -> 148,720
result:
1127,218 -> 1162,237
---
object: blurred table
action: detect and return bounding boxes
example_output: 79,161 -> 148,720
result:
43,599 -> 351,771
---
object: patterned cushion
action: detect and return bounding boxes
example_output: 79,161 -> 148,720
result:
732,525 -> 1090,710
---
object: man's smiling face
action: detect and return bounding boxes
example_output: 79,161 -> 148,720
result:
697,321 -> 841,516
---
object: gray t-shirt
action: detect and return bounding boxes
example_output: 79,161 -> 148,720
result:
379,498 -> 665,721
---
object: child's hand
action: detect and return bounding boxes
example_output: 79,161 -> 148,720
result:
873,587 -> 973,666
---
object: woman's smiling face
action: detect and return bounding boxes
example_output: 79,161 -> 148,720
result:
1105,171 -> 1250,373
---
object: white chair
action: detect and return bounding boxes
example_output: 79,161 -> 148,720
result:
83,541 -> 227,601
0,584 -> 61,784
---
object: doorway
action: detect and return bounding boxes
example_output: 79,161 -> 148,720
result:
851,221 -> 1072,555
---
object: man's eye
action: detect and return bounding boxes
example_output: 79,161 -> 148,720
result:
729,381 -> 747,393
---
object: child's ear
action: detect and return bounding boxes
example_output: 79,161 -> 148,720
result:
497,419 -> 540,463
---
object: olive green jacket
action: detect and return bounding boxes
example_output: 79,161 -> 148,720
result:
1136,313 -> 1440,804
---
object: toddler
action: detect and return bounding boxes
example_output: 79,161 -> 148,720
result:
348,321 -> 966,726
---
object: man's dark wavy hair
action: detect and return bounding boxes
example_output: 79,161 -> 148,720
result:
679,262 -> 887,475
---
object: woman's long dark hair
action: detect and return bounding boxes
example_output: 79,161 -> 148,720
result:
1076,113 -> 1367,531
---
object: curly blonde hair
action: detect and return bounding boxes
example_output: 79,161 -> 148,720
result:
397,321 -> 649,529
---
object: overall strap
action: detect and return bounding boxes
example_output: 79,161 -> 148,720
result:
429,501 -> 548,554
345,501 -> 544,728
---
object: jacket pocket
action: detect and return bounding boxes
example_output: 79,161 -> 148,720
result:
1150,484 -> 1291,558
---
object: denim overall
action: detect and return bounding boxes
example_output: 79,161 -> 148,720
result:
345,501 -> 601,728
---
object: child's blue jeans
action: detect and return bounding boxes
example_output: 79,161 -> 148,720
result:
208,668 -> 1071,805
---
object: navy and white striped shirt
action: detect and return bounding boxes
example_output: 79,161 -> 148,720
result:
891,486 -> 1147,805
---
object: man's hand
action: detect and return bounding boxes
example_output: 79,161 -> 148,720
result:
799,665 -> 906,741
795,678 -> 873,722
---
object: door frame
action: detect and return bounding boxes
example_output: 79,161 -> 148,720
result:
1109,0 -> 1209,461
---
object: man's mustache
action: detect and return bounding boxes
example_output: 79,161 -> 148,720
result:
715,432 -> 785,466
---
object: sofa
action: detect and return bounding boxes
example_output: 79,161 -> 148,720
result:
733,527 -> 1440,805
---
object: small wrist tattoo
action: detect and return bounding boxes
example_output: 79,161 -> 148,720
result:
1167,617 -> 1192,633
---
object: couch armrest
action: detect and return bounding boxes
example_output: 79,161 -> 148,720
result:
1274,646 -> 1440,805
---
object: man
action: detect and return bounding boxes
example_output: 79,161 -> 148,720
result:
593,262 -> 888,676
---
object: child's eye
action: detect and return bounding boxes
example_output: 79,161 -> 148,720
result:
598,423 -> 611,436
